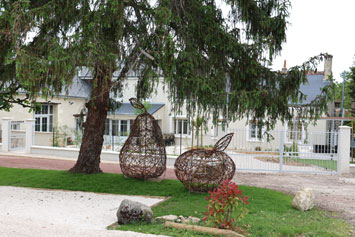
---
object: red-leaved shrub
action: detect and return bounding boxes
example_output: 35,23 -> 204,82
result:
203,179 -> 249,230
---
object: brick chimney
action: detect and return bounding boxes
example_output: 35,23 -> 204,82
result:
282,60 -> 287,73
323,54 -> 333,80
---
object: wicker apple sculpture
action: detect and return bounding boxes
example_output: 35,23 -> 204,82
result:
174,133 -> 235,192
119,98 -> 166,179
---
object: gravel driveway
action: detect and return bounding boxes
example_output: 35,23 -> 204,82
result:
0,186 -> 166,237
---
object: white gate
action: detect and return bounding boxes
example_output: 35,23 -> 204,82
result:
226,129 -> 338,174
9,120 -> 26,151
103,135 -> 127,152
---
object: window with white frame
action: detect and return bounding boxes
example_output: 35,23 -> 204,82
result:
120,120 -> 128,136
112,120 -> 119,136
75,117 -> 84,133
174,118 -> 190,135
11,122 -> 21,130
35,104 -> 54,132
287,120 -> 302,141
104,119 -> 110,135
105,119 -> 131,136
248,120 -> 263,141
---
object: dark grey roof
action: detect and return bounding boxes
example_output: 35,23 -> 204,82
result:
58,75 -> 92,99
292,74 -> 330,105
77,66 -> 139,79
18,75 -> 92,99
111,103 -> 165,115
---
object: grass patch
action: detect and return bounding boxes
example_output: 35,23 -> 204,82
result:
118,222 -> 216,237
257,156 -> 338,171
0,167 -> 350,236
295,158 -> 337,171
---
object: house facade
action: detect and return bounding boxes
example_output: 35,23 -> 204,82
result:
1,56 -> 335,150
101,56 -> 334,151
0,76 -> 90,146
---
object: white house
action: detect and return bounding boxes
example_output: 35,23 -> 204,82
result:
0,76 -> 91,146
1,56 -> 336,151
99,56 -> 336,152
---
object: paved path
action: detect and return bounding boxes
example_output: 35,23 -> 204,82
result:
0,153 -> 178,180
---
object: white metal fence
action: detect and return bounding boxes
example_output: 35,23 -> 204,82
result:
103,135 -> 127,152
225,129 -> 338,174
10,120 -> 26,151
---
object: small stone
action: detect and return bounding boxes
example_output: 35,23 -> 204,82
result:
155,215 -> 178,223
182,216 -> 200,224
116,199 -> 154,225
178,215 -> 186,223
178,215 -> 185,221
187,216 -> 201,223
292,187 -> 316,212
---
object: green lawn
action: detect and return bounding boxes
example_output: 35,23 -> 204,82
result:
0,167 -> 350,236
258,155 -> 338,171
283,157 -> 338,171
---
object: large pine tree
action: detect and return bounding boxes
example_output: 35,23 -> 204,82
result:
0,0 -> 331,173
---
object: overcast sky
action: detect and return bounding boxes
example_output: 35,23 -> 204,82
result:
271,0 -> 355,82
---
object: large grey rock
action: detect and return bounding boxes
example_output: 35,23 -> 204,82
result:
116,199 -> 154,224
292,187 -> 316,212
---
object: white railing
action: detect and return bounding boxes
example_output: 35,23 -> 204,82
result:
10,132 -> 26,150
10,120 -> 26,150
225,129 -> 338,174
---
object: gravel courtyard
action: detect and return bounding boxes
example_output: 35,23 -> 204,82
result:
0,186 -> 166,237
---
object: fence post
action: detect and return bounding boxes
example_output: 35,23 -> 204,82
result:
279,130 -> 284,172
25,119 -> 35,154
1,118 -> 12,152
338,126 -> 351,175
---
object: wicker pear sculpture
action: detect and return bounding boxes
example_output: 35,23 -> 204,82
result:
119,98 -> 166,179
174,133 -> 235,192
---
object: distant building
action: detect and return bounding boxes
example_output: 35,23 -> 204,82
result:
0,56 -> 337,149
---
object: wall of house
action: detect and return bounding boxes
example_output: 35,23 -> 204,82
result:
116,77 -> 332,150
0,95 -> 86,147
0,95 -> 34,121
34,132 -> 54,146
2,75 -> 332,149
120,77 -> 172,134
172,117 -> 329,151
56,97 -> 86,132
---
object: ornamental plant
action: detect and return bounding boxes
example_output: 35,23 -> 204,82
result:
203,179 -> 249,230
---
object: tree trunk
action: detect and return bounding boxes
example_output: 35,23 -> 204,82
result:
69,64 -> 112,174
